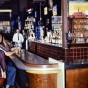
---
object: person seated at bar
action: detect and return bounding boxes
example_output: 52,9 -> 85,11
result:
0,33 -> 19,88
12,29 -> 24,48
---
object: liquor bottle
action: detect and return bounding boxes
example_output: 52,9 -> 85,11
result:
51,32 -> 55,43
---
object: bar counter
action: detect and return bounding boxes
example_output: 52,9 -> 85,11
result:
9,51 -> 65,88
29,40 -> 64,60
65,58 -> 88,88
10,51 -> 59,71
29,40 -> 88,60
10,50 -> 88,69
28,40 -> 88,88
9,50 -> 88,88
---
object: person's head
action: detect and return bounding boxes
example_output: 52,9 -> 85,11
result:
16,29 -> 20,34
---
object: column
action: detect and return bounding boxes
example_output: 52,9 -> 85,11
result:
61,0 -> 68,48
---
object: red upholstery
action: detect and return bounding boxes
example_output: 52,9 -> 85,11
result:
0,78 -> 5,87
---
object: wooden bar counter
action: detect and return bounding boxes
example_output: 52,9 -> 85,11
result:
28,40 -> 88,88
29,40 -> 65,60
9,50 -> 88,88
9,51 -> 88,88
9,51 -> 65,88
66,60 -> 88,88
29,40 -> 88,60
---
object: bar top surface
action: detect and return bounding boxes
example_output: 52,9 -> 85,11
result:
9,51 -> 59,71
9,50 -> 88,70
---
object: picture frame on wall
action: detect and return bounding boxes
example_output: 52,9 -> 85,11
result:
68,0 -> 88,15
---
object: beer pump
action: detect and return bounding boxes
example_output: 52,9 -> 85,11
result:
66,31 -> 72,49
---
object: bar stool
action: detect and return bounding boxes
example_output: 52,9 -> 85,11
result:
0,68 -> 5,88
0,77 -> 5,88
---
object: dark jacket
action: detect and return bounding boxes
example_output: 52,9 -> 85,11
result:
0,43 -> 10,77
0,50 -> 6,77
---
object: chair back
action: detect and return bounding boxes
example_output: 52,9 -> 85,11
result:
0,78 -> 5,86
0,68 -> 5,87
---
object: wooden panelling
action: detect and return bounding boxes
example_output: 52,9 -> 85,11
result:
66,48 -> 88,59
66,68 -> 88,88
29,42 -> 37,53
37,43 -> 65,60
29,41 -> 88,60
28,73 -> 57,88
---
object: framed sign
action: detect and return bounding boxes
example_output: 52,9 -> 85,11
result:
69,0 -> 88,15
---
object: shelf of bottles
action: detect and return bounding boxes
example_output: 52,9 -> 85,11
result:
51,26 -> 62,44
72,18 -> 88,44
51,16 -> 62,44
24,16 -> 34,30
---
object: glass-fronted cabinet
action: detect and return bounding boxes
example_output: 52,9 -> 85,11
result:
72,18 -> 88,44
0,9 -> 12,33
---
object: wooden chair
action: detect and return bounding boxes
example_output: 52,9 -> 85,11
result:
0,68 -> 5,88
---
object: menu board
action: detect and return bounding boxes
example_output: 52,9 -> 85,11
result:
52,16 -> 62,24
52,16 -> 62,31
